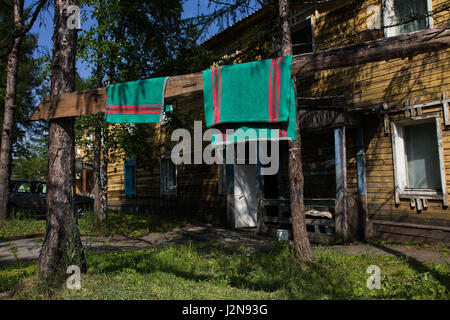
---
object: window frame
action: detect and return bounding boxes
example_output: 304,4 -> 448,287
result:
160,154 -> 177,195
382,0 -> 433,38
391,115 -> 447,204
290,15 -> 315,54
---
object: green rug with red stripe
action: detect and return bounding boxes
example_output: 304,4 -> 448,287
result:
105,77 -> 169,123
202,56 -> 296,146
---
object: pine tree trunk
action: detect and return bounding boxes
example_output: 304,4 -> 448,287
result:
93,129 -> 105,222
100,141 -> 108,220
279,0 -> 313,260
0,0 -> 24,220
38,0 -> 86,280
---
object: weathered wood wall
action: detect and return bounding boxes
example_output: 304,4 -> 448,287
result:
107,93 -> 227,223
301,0 -> 450,241
106,0 -> 450,241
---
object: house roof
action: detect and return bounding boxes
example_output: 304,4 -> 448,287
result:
201,7 -> 266,50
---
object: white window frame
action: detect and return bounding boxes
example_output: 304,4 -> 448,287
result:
391,115 -> 447,205
160,154 -> 177,195
383,0 -> 433,38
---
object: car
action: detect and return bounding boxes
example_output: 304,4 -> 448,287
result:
8,180 -> 93,218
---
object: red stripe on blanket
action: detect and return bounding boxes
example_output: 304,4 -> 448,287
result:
217,66 -> 222,124
106,104 -> 161,108
275,57 -> 282,122
106,107 -> 161,112
268,58 -> 274,122
272,57 -> 280,122
271,58 -> 277,122
212,67 -> 216,125
106,111 -> 161,115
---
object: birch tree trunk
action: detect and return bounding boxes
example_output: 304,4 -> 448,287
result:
0,0 -> 24,220
38,0 -> 86,280
279,0 -> 313,260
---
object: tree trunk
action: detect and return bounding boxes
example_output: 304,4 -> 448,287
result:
279,0 -> 313,260
93,43 -> 106,222
93,128 -> 105,222
0,0 -> 24,220
38,0 -> 86,280
100,136 -> 108,221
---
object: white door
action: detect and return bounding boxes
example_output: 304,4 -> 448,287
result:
234,164 -> 257,228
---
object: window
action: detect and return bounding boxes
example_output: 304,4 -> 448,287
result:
383,0 -> 432,37
291,17 -> 314,55
161,156 -> 177,195
391,117 -> 446,202
404,122 -> 441,189
16,182 -> 31,193
124,158 -> 136,198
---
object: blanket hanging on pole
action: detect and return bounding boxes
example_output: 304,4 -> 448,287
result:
210,79 -> 297,146
202,56 -> 296,146
105,77 -> 169,123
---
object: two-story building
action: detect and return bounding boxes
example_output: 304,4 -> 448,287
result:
106,0 -> 450,243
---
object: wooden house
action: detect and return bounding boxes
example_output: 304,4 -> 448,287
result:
105,0 -> 450,243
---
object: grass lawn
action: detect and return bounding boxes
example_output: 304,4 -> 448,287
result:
0,210 -> 195,240
1,242 -> 449,300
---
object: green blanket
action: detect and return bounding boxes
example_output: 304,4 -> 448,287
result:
105,77 -> 169,123
203,56 -> 293,127
210,79 -> 297,146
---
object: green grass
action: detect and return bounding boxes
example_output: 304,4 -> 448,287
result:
78,210 -> 195,237
0,261 -> 36,293
0,218 -> 45,240
3,242 -> 449,300
0,210 -> 195,240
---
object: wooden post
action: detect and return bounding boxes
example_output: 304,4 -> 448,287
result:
256,144 -> 267,234
225,162 -> 235,228
334,126 -> 348,243
356,127 -> 368,240
82,168 -> 87,195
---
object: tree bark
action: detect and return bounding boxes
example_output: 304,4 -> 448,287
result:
93,39 -> 106,223
93,128 -> 105,222
0,0 -> 24,220
279,0 -> 313,260
38,0 -> 86,280
100,139 -> 108,221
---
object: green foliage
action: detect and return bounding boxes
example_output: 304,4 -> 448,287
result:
74,0 -> 219,173
0,32 -> 47,159
11,141 -> 48,179
6,242 -> 450,299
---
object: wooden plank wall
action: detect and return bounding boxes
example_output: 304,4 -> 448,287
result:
299,0 -> 450,241
302,0 -> 450,112
105,0 -> 450,241
107,93 -> 227,223
364,107 -> 450,228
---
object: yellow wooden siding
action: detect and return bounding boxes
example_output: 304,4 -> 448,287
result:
364,105 -> 450,226
106,94 -> 226,213
106,0 -> 450,228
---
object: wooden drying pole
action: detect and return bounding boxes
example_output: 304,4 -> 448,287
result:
30,27 -> 450,121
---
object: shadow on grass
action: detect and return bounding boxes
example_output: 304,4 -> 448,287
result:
372,243 -> 450,291
85,242 -> 370,299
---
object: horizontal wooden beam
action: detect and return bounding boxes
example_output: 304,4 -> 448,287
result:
30,27 -> 450,121
264,216 -> 335,226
